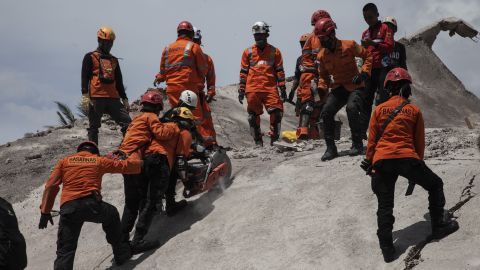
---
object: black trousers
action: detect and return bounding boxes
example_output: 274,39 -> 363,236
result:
363,67 -> 389,134
321,87 -> 366,141
54,196 -> 128,270
371,158 -> 446,247
0,197 -> 27,270
87,97 -> 131,144
121,154 -> 170,241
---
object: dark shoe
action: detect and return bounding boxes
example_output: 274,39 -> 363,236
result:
270,134 -> 279,146
113,244 -> 132,266
321,144 -> 338,161
432,219 -> 459,240
381,245 -> 396,263
131,239 -> 160,254
348,142 -> 364,156
166,199 -> 187,217
254,139 -> 264,147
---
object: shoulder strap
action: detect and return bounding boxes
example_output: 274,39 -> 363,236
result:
374,101 -> 409,143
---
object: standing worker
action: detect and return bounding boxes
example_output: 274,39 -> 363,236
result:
315,18 -> 373,161
39,141 -> 142,269
362,67 -> 458,262
375,16 -> 407,105
192,27 -> 218,148
296,10 -> 332,139
81,27 -> 132,145
360,3 -> 394,136
238,21 -> 286,146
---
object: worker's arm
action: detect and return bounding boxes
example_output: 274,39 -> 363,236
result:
150,117 -> 180,141
239,49 -> 249,92
194,44 -> 208,78
114,61 -> 127,99
155,47 -> 167,83
316,54 -> 330,91
81,53 -> 93,95
176,129 -> 193,158
39,160 -> 63,214
366,109 -> 379,162
206,55 -> 216,96
413,110 -> 425,160
376,26 -> 394,54
354,42 -> 373,76
99,156 -> 142,175
274,48 -> 286,88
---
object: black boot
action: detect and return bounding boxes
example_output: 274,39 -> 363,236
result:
431,211 -> 459,240
130,239 -> 160,255
270,132 -> 279,146
321,139 -> 338,161
381,245 -> 396,263
348,134 -> 364,156
165,196 -> 187,217
113,243 -> 132,266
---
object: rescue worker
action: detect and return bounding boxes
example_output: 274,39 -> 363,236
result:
118,90 -> 183,252
238,21 -> 286,146
361,3 -> 394,136
315,18 -> 373,161
296,10 -> 332,139
288,33 -> 310,105
39,141 -> 142,269
375,16 -> 407,105
153,21 -> 212,146
81,27 -> 132,145
363,67 -> 459,262
0,197 -> 27,270
192,27 -> 218,148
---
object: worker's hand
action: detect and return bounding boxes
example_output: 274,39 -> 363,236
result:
352,72 -> 369,85
106,150 -> 127,160
81,94 -> 90,113
238,89 -> 245,104
122,98 -> 130,112
39,213 -> 53,229
206,94 -> 214,103
279,86 -> 287,103
360,159 -> 373,175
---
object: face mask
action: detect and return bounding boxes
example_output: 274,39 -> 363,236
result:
399,84 -> 412,97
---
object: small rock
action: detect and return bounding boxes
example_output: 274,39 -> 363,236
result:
5,158 -> 12,164
284,152 -> 294,157
6,143 -> 11,147
25,154 -> 42,160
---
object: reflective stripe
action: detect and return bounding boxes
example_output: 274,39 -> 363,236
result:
248,45 -> 276,67
302,49 -> 312,55
164,41 -> 194,70
312,48 -> 320,54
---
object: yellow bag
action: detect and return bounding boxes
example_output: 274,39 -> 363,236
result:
281,130 -> 298,143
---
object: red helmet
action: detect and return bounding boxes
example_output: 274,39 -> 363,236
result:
141,90 -> 163,105
314,18 -> 336,37
384,67 -> 412,87
177,21 -> 194,33
311,10 -> 331,26
77,141 -> 99,154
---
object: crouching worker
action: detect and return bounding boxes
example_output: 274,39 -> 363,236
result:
118,90 -> 181,252
362,68 -> 459,263
38,141 -> 142,269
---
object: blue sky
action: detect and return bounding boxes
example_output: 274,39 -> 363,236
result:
0,0 -> 479,144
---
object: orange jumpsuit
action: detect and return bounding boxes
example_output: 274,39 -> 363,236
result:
40,151 -> 141,214
239,43 -> 285,138
366,95 -> 425,165
145,129 -> 193,170
195,53 -> 217,146
298,34 -> 324,103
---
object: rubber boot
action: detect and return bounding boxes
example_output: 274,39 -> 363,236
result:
254,139 -> 264,147
378,234 -> 396,263
348,138 -> 364,156
269,131 -> 279,146
130,239 -> 160,255
321,139 -> 338,161
431,211 -> 459,240
113,243 -> 132,266
165,195 -> 187,217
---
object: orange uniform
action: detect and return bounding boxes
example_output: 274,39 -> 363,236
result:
202,53 -> 216,96
317,40 -> 372,91
195,53 -> 217,146
366,95 -> 425,165
40,151 -> 141,214
156,36 -> 208,98
145,129 -> 192,170
119,112 -> 180,157
298,34 -> 322,103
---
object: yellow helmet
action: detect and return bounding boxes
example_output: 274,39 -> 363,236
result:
176,107 -> 196,120
97,26 -> 116,41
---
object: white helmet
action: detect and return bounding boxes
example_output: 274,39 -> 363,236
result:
179,90 -> 198,108
193,27 -> 202,40
383,16 -> 397,32
252,21 -> 270,34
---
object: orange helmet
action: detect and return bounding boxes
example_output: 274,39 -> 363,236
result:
311,10 -> 331,26
299,33 -> 310,42
314,18 -> 336,37
177,21 -> 194,33
97,27 -> 116,41
384,67 -> 412,88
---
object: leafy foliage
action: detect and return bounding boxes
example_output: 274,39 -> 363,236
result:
54,101 -> 76,126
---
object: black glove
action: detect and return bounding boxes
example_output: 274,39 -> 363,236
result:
360,159 -> 373,175
352,72 -> 369,85
238,90 -> 245,104
279,86 -> 287,103
39,213 -> 53,229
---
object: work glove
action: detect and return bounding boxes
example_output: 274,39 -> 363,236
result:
279,86 -> 287,103
238,89 -> 245,104
153,75 -> 162,87
206,94 -> 214,103
360,159 -> 373,175
39,213 -> 53,229
81,94 -> 90,113
122,98 -> 130,112
106,150 -> 127,160
352,72 -> 369,85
